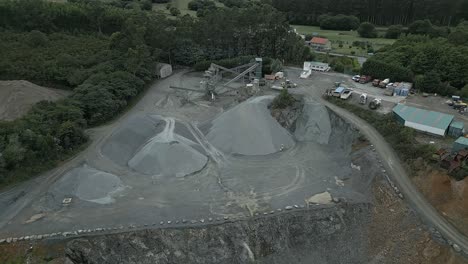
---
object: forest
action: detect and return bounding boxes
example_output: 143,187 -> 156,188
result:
0,0 -> 310,186
271,0 -> 468,26
361,21 -> 468,96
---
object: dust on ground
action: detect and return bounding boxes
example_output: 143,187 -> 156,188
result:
0,80 -> 70,120
348,139 -> 466,264
413,168 -> 468,238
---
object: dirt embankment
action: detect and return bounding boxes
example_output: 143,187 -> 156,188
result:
413,167 -> 468,237
65,204 -> 371,264
0,80 -> 70,121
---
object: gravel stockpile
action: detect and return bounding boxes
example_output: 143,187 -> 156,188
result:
128,118 -> 208,177
101,114 -> 165,166
206,96 -> 295,155
52,166 -> 124,205
294,101 -> 332,144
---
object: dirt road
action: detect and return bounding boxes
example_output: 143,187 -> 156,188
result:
321,98 -> 468,255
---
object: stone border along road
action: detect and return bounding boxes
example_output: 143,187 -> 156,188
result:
0,204 -> 332,245
322,99 -> 468,256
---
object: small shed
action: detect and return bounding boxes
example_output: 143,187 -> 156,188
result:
448,121 -> 465,137
453,137 -> 468,152
156,63 -> 172,78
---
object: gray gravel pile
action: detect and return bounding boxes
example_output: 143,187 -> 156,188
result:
52,166 -> 124,205
294,100 -> 332,144
128,117 -> 208,177
206,96 -> 295,155
102,115 -> 165,166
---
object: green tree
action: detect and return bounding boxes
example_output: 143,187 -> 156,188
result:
26,30 -> 48,47
170,6 -> 180,16
357,22 -> 378,38
385,25 -> 403,39
408,20 -> 433,35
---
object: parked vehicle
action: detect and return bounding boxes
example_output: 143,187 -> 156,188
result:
332,87 -> 345,97
359,75 -> 372,84
275,72 -> 284,79
340,89 -> 353,100
372,79 -> 380,87
386,83 -> 394,88
453,102 -> 467,110
379,78 -> 390,88
300,70 -> 312,79
281,79 -> 297,89
369,98 -> 382,109
359,93 -> 367,104
352,75 -> 360,82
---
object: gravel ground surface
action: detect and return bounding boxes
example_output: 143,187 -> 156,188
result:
0,69 -> 373,239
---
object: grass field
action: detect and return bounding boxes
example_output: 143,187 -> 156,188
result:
292,25 -> 396,57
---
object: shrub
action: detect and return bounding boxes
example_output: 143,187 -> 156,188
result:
385,25 -> 403,39
357,22 -> 378,38
169,7 -> 180,16
271,89 -> 295,109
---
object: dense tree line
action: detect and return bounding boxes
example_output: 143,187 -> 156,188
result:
318,14 -> 359,30
361,21 -> 468,96
0,0 -> 310,186
271,0 -> 468,26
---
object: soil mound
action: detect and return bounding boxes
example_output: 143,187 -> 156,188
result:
0,80 -> 69,120
206,96 -> 295,155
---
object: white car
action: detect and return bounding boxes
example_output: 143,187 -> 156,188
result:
352,75 -> 360,82
300,70 -> 312,79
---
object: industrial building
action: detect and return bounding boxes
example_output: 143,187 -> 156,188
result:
453,137 -> 468,152
303,61 -> 331,72
448,121 -> 465,138
392,104 -> 454,137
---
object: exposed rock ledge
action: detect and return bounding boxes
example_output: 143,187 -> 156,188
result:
66,203 -> 371,264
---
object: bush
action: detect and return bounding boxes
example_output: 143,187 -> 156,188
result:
271,89 -> 295,109
140,0 -> 152,10
357,22 -> 378,38
169,6 -> 180,16
361,59 -> 412,81
385,25 -> 403,39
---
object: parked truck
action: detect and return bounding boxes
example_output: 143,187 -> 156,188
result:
372,79 -> 380,87
369,98 -> 382,109
359,75 -> 372,84
379,78 -> 390,88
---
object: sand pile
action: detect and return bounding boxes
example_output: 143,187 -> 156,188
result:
53,166 -> 124,205
206,96 -> 295,155
294,101 -> 332,144
0,80 -> 69,120
128,117 -> 208,177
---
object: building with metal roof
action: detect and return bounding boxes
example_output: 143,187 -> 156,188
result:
448,121 -> 465,137
453,137 -> 468,151
392,104 -> 454,136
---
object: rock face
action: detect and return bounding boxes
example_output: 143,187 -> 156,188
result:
66,203 -> 370,264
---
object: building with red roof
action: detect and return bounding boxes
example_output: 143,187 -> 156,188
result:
309,37 -> 331,51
